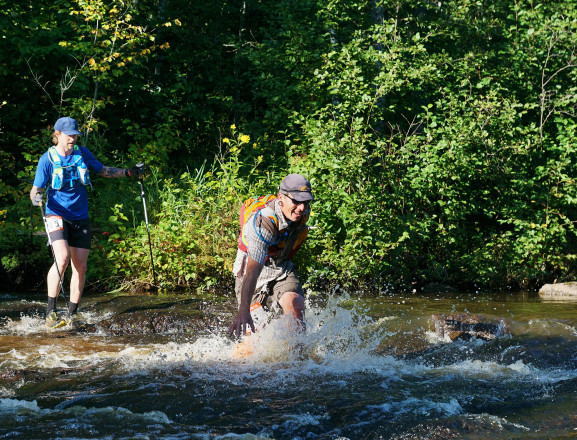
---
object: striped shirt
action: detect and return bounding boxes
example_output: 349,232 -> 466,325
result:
232,198 -> 295,294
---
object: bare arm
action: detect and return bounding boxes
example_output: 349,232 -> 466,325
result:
98,166 -> 129,178
228,256 -> 264,338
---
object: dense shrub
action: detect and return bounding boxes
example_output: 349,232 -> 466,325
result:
1,0 -> 577,293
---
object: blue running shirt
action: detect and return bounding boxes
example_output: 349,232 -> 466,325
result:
32,146 -> 104,220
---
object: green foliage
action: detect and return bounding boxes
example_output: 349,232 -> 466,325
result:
0,203 -> 48,290
2,0 -> 577,293
290,0 -> 577,290
87,126 -> 281,291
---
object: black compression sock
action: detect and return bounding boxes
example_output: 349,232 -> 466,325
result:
47,297 -> 57,315
68,302 -> 79,316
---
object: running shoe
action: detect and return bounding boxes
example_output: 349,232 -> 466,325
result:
64,314 -> 86,329
45,311 -> 66,329
65,314 -> 80,327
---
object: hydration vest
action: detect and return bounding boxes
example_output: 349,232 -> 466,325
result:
237,194 -> 309,263
47,145 -> 91,190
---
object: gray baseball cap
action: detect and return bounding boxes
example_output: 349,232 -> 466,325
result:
279,173 -> 314,202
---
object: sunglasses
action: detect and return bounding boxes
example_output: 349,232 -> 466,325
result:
284,194 -> 311,207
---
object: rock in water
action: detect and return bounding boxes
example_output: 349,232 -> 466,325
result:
431,313 -> 509,341
539,282 -> 577,299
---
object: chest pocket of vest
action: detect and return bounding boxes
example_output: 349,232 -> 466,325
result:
48,146 -> 91,190
269,224 -> 309,263
52,167 -> 65,190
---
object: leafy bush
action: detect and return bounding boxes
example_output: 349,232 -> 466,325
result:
88,126 -> 282,291
3,0 -> 577,294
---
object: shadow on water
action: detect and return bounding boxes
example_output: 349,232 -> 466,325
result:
0,289 -> 576,439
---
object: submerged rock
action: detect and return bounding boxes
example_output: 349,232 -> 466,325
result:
431,312 -> 509,341
538,282 -> 577,299
60,294 -> 235,336
92,309 -> 218,335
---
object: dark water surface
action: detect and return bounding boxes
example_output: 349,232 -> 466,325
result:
1,289 -> 576,439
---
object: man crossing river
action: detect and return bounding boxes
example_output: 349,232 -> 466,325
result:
228,174 -> 314,353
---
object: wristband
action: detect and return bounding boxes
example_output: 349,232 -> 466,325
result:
125,169 -> 131,177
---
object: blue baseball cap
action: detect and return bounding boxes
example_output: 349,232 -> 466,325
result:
54,117 -> 82,136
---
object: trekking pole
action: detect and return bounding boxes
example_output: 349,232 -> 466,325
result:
136,163 -> 158,292
38,200 -> 69,310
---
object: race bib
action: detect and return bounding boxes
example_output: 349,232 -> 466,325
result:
45,216 -> 64,234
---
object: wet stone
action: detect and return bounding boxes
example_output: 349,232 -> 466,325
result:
538,282 -> 577,299
431,312 -> 509,341
75,294 -> 235,336
93,310 -> 214,335
1,369 -> 41,381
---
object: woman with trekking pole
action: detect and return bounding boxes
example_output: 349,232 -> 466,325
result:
30,116 -> 144,328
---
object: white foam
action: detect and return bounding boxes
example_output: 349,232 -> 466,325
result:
366,396 -> 463,419
437,358 -> 577,384
0,309 -> 113,336
82,405 -> 172,424
116,337 -> 233,369
0,398 -> 44,413
0,397 -> 172,426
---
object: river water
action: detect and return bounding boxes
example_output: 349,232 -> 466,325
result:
1,288 -> 576,439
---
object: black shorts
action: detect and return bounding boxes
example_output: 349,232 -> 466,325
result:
46,216 -> 91,249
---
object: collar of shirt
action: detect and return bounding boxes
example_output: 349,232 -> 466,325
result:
272,198 -> 291,232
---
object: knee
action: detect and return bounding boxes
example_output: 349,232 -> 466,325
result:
55,254 -> 70,270
280,292 -> 305,315
73,259 -> 88,275
70,250 -> 90,275
293,294 -> 305,314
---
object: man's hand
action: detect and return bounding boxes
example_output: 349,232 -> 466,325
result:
31,192 -> 43,206
228,307 -> 255,338
228,257 -> 262,338
127,163 -> 145,179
